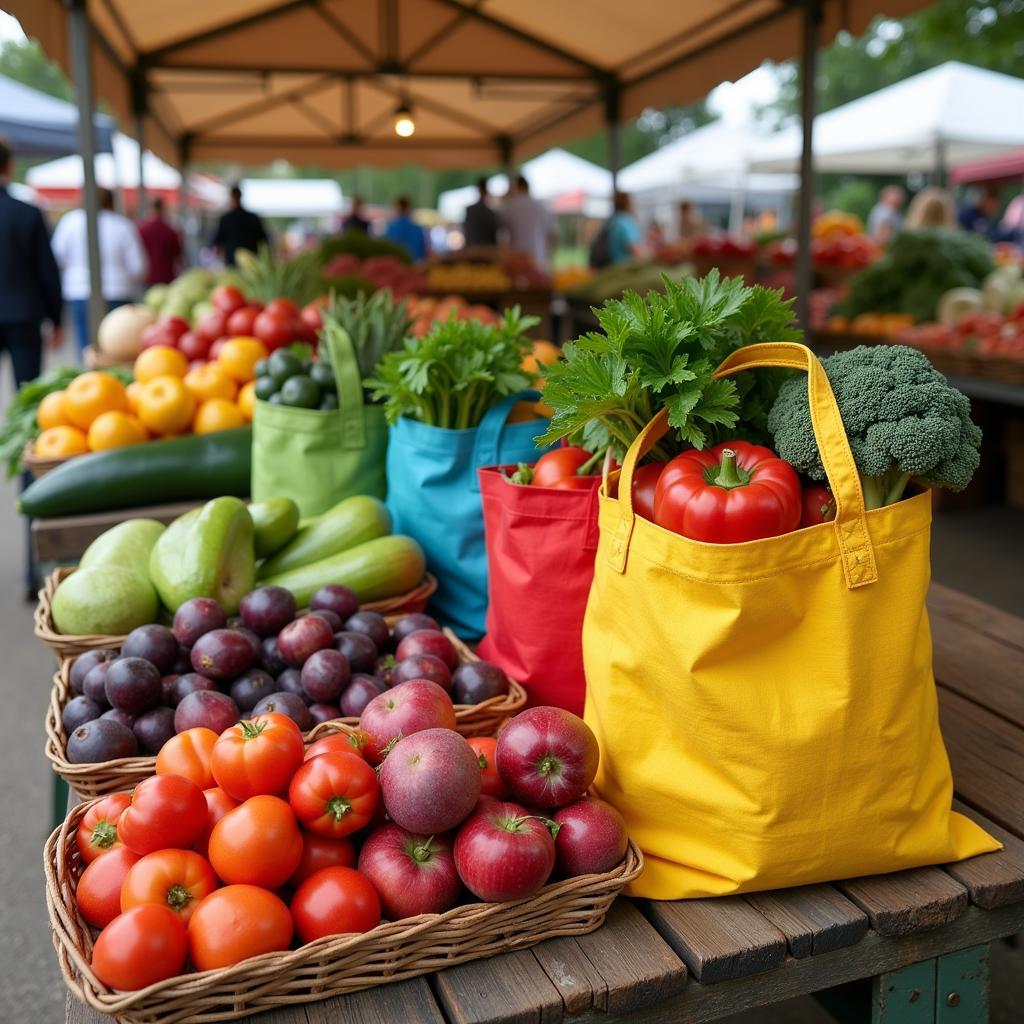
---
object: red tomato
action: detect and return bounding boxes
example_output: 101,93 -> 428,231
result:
211,284 -> 246,314
304,730 -> 372,763
118,775 -> 208,855
290,866 -> 381,944
194,308 -> 228,344
265,297 -> 299,319
187,885 -> 292,971
300,302 -> 323,331
225,304 -> 262,336
253,310 -> 298,351
76,792 -> 131,864
467,737 -> 507,799
177,331 -> 213,362
799,482 -> 836,528
531,446 -> 594,488
194,787 -> 240,859
92,904 -> 187,991
140,316 -> 189,350
76,846 -> 140,928
120,849 -> 219,925
631,462 -> 664,521
211,713 -> 305,800
155,728 -> 218,789
289,833 -> 357,886
288,752 -> 379,838
208,795 -> 303,888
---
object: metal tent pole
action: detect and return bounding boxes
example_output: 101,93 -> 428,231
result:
66,0 -> 104,347
795,0 -> 821,333
133,73 -> 148,217
179,137 -> 192,266
605,84 -> 621,192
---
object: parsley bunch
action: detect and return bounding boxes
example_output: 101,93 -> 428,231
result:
368,308 -> 537,429
537,271 -> 800,459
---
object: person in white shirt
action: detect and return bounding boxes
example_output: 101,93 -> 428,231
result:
499,175 -> 557,271
51,187 -> 148,354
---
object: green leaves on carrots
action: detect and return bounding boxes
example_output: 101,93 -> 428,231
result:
536,271 -> 801,459
367,308 -> 537,430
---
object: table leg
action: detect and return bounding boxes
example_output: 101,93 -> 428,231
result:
871,945 -> 989,1023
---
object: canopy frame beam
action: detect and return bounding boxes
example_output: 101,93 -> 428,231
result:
131,69 -> 147,217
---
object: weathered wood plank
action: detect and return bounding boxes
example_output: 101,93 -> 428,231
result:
532,900 -> 687,1016
839,868 -> 968,937
641,895 -> 787,984
306,977 -> 444,1024
744,884 -> 869,958
928,583 -> 1024,654
939,688 -> 1024,836
944,801 -> 1024,910
432,948 -> 564,1024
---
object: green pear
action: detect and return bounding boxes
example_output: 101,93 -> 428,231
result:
248,497 -> 300,559
80,519 -> 165,580
52,566 -> 158,635
149,497 -> 255,614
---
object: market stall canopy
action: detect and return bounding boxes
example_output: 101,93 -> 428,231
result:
236,178 -> 344,218
749,62 -> 1024,175
952,148 -> 1024,185
0,72 -> 113,157
9,0 -> 929,169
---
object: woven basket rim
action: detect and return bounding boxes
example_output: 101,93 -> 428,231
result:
46,796 -> 642,1020
22,439 -> 77,473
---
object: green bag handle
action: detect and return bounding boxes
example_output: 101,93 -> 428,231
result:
321,320 -> 366,449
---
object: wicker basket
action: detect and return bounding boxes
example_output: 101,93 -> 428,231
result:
46,793 -> 642,1024
22,440 -> 78,480
47,633 -> 527,799
35,567 -> 440,661
83,346 -> 134,371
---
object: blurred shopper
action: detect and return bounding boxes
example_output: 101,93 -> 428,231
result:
678,200 -> 704,240
52,187 -> 147,354
607,192 -> 643,265
463,178 -> 499,247
343,197 -> 370,234
211,183 -> 269,266
500,175 -> 556,270
1001,195 -> 1024,244
385,196 -> 428,261
0,135 -> 62,386
904,187 -> 956,230
867,185 -> 905,245
138,196 -> 182,285
959,187 -> 1003,240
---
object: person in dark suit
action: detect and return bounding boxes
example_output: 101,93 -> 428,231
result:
211,183 -> 270,266
0,135 -> 62,388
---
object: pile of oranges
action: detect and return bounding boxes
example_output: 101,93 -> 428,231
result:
34,338 -> 268,460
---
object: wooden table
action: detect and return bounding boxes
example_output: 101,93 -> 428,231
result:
65,584 -> 1024,1024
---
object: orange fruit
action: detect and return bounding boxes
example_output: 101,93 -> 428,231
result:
134,345 -> 188,383
34,425 -> 89,459
192,398 -> 245,435
37,390 -> 72,430
217,337 -> 268,384
521,340 -> 561,376
137,375 -> 196,436
63,372 -> 129,429
125,380 -> 145,413
87,410 -> 148,451
184,364 -> 238,404
237,381 -> 256,421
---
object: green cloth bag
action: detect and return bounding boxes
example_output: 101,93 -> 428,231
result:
251,325 -> 387,518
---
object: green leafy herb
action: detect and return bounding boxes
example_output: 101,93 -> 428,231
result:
367,308 -> 537,429
537,271 -> 801,459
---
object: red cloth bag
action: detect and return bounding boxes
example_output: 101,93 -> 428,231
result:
476,466 -> 600,716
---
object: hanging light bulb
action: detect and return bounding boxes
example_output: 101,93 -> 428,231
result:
393,102 -> 415,138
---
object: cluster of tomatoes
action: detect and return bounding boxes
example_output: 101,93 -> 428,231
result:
898,304 -> 1024,359
73,704 -> 628,993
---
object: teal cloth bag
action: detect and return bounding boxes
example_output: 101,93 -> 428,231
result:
385,393 -> 547,638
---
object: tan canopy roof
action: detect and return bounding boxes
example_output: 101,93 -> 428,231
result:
11,0 -> 927,169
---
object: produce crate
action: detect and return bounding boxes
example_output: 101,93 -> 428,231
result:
46,792 -> 642,1024
46,633 -> 527,798
34,566 -> 439,661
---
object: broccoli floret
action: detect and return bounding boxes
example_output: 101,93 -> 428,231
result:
766,345 -> 982,510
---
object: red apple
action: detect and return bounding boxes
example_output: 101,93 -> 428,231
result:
395,630 -> 457,671
212,284 -> 246,314
379,728 -> 480,833
551,798 -> 628,877
209,338 -> 227,360
195,308 -> 228,343
357,824 -> 461,919
178,330 -> 213,362
300,302 -> 323,332
453,800 -> 555,901
140,316 -> 189,350
226,305 -> 262,336
359,680 -> 455,763
495,707 -> 598,808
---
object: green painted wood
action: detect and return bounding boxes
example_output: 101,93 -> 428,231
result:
936,945 -> 989,1023
872,959 -> 936,1024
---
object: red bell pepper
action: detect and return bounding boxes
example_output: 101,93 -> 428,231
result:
631,462 -> 665,521
653,441 -> 802,543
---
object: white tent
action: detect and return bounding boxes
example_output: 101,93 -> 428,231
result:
749,62 -> 1024,175
437,148 -> 612,223
27,132 -> 181,191
237,179 -> 344,219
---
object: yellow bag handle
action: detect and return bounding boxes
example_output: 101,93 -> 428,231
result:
607,342 -> 878,590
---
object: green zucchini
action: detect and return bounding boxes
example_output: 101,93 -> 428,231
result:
19,427 -> 252,518
260,534 -> 426,606
257,495 -> 391,578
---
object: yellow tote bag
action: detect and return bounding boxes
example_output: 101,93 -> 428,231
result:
583,342 -> 998,900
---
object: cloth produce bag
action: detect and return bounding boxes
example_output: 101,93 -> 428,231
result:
476,467 -> 599,715
386,393 -> 547,638
251,326 -> 387,518
583,342 -> 999,900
